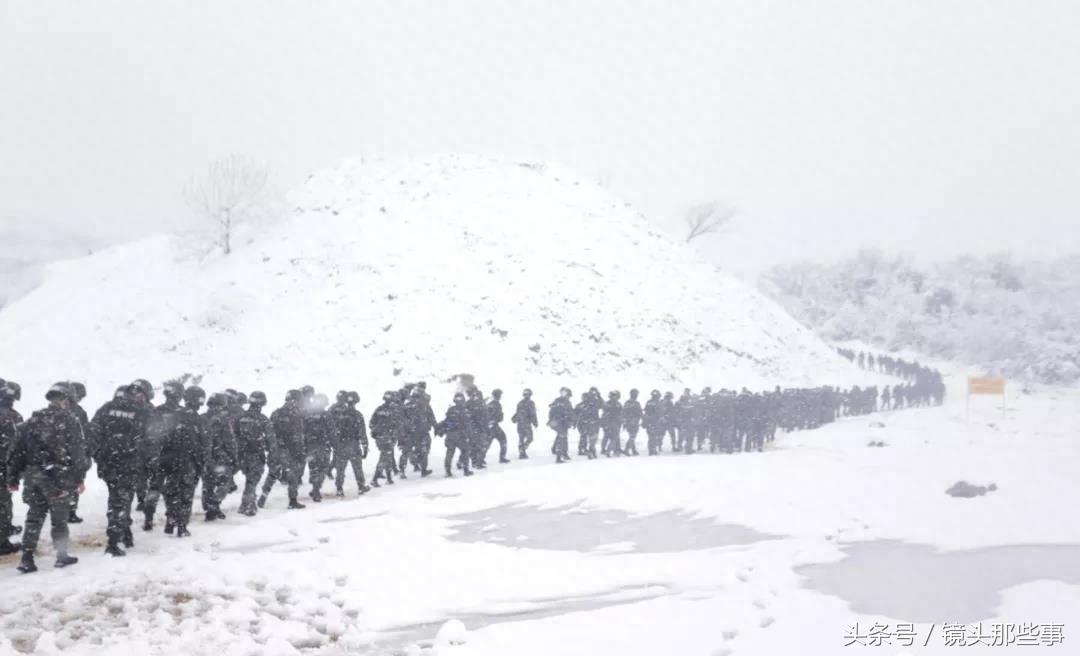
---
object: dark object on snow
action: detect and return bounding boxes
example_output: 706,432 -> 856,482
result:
946,481 -> 998,498
867,440 -> 887,447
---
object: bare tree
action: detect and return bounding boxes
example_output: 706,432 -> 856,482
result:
683,201 -> 735,243
184,155 -> 270,255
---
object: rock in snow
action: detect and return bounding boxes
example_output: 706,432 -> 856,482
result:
946,481 -> 999,498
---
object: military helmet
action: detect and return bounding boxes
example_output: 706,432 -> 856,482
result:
523,388 -> 533,397
347,391 -> 359,405
114,385 -> 129,399
560,387 -> 572,398
132,378 -> 154,400
163,381 -> 185,398
183,386 -> 206,405
0,383 -> 15,401
629,388 -> 639,398
71,382 -> 87,401
492,388 -> 502,398
382,391 -> 395,402
285,389 -> 302,403
249,391 -> 268,406
6,381 -> 21,401
608,390 -> 618,399
207,392 -> 228,408
336,390 -> 350,404
237,392 -> 248,406
45,381 -> 73,402
453,392 -> 465,403
650,390 -> 661,398
301,385 -> 315,398
664,391 -> 674,399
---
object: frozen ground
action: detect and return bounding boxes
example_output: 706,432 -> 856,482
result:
2,372 -> 1077,656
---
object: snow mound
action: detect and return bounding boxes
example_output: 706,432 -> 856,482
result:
435,619 -> 468,646
0,154 -> 858,405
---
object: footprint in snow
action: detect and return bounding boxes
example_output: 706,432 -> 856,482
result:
759,616 -> 775,629
722,629 -> 738,641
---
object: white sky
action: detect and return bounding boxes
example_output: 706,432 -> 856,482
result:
2,1 -> 1078,269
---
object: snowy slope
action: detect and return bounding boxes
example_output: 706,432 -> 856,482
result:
0,154 -> 864,404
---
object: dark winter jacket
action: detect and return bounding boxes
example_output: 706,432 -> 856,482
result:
600,399 -> 622,430
547,397 -> 574,431
0,404 -> 23,484
203,408 -> 238,476
329,402 -> 368,457
89,396 -> 150,483
159,407 -> 207,476
511,399 -> 538,428
270,403 -> 305,464
7,404 -> 88,491
622,399 -> 642,430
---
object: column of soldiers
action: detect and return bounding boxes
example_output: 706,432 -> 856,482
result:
837,349 -> 947,410
1,360 -> 944,574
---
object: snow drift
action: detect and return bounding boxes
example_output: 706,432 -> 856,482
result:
0,154 -> 858,405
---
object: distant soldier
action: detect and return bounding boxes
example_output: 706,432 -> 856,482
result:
236,391 -> 272,515
510,389 -> 538,459
465,387 -> 489,469
487,389 -> 511,464
89,382 -> 150,556
622,389 -> 642,456
304,394 -> 335,502
260,390 -> 306,510
661,391 -> 677,451
402,387 -> 436,477
674,390 -> 694,453
575,391 -> 601,459
7,383 -> 88,573
548,388 -> 574,463
600,391 -> 623,457
880,385 -> 892,411
330,391 -> 371,495
160,386 -> 206,536
130,379 -> 157,515
370,391 -> 400,487
66,382 -> 90,524
0,382 -> 24,555
202,393 -> 238,521
643,390 -> 664,455
438,393 -> 473,477
142,381 -> 185,530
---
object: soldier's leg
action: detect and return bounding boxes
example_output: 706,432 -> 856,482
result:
397,440 -> 410,476
46,493 -> 72,560
143,469 -> 165,529
286,460 -> 303,504
105,481 -> 125,546
418,436 -> 432,473
333,452 -> 348,492
495,427 -> 509,462
0,486 -> 14,544
19,485 -> 47,555
444,441 -> 456,475
177,474 -> 198,534
242,461 -> 263,511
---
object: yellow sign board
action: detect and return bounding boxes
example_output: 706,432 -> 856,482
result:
968,377 -> 1006,395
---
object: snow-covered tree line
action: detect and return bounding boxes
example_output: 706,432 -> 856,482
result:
760,251 -> 1080,385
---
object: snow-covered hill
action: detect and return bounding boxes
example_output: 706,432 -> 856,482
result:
0,155 -> 862,404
